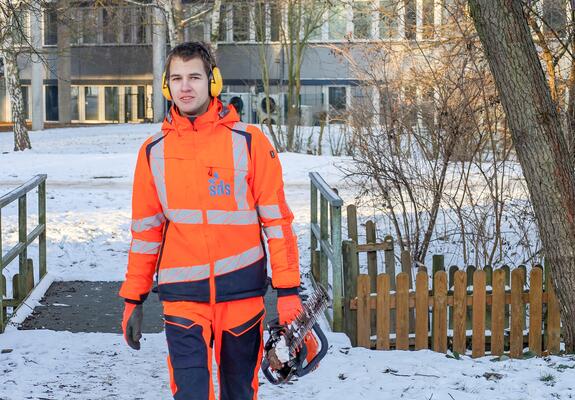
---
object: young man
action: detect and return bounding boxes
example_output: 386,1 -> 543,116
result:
119,42 -> 316,400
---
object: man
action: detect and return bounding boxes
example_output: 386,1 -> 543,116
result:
119,42 -> 316,400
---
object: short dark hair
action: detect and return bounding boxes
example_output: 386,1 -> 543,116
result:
165,41 -> 216,78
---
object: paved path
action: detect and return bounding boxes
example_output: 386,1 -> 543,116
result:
19,281 -> 279,333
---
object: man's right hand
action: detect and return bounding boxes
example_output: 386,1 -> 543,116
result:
122,302 -> 143,350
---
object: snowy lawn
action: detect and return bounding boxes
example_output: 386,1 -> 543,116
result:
0,125 -> 574,399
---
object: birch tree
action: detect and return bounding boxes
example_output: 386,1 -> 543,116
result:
0,0 -> 34,151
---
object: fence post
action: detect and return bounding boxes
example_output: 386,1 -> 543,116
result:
18,195 -> 27,301
545,265 -> 561,355
366,220 -> 377,336
357,275 -> 371,348
377,273 -> 390,350
502,265 -> 511,330
529,267 -> 543,356
384,235 -> 395,289
342,240 -> 358,346
472,270 -> 486,358
347,204 -> 359,270
433,270 -> 448,353
319,196 -> 328,290
39,180 -> 47,278
366,221 -> 377,292
331,202 -> 343,332
491,268 -> 506,356
384,235 -> 395,333
310,185 -> 318,282
453,270 -> 467,355
510,268 -> 525,358
415,270 -> 429,350
396,273 -> 410,350
448,265 -> 458,330
401,250 -> 415,333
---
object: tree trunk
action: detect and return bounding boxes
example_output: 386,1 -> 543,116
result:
3,50 -> 31,151
210,0 -> 221,49
469,0 -> 575,352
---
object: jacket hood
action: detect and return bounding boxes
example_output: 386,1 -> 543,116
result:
161,97 -> 240,135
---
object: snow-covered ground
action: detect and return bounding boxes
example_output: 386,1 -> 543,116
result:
0,124 -> 574,400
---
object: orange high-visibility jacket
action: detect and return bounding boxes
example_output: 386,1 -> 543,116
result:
120,99 -> 300,304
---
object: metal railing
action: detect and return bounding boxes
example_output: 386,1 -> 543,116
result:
0,174 -> 47,333
309,172 -> 343,332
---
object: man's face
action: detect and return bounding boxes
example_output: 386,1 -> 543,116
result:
168,56 -> 211,117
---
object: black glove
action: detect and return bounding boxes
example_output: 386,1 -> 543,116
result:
122,302 -> 143,350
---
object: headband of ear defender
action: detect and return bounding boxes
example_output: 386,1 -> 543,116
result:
162,42 -> 223,101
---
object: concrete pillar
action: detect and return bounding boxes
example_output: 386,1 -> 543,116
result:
57,0 -> 71,124
30,4 -> 44,130
152,7 -> 166,123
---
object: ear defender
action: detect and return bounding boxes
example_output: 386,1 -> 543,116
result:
162,72 -> 172,101
210,66 -> 223,97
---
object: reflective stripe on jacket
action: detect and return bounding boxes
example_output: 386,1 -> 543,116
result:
120,98 -> 300,303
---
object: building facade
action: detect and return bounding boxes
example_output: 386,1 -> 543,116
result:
0,0 -> 569,126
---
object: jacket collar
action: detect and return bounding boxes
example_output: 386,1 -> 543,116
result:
162,98 -> 240,136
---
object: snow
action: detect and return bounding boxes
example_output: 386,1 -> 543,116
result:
1,124 -> 574,399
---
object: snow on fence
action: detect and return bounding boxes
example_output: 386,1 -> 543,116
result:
341,207 -> 561,358
0,174 -> 48,333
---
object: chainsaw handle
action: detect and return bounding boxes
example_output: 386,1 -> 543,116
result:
295,323 -> 328,378
261,356 -> 282,385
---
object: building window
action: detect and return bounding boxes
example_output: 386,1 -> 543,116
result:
137,86 -> 146,119
328,4 -> 347,40
12,7 -> 30,45
353,0 -> 372,40
71,86 -> 79,120
422,0 -> 434,39
102,8 -> 120,44
21,86 -> 30,120
134,7 -> 150,44
104,87 -> 119,121
379,0 -> 398,39
233,2 -> 250,41
218,3 -> 230,42
329,86 -> 347,111
0,83 -> 6,122
43,7 -> 58,45
270,3 -> 280,41
84,86 -> 99,120
405,0 -> 416,40
45,85 -> 58,121
81,8 -> 99,44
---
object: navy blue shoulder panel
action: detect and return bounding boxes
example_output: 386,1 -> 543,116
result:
145,134 -> 167,165
229,123 -> 253,155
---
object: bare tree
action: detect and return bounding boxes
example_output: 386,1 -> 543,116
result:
469,0 -> 575,352
279,0 -> 330,152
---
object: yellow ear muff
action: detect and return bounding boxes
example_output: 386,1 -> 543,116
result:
210,66 -> 223,97
162,72 -> 172,101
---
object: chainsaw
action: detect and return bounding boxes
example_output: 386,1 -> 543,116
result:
261,284 -> 330,385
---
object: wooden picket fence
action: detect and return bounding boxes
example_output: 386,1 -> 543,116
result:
348,267 -> 561,357
341,204 -> 562,357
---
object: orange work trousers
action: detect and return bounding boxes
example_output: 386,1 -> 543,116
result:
163,296 -> 265,400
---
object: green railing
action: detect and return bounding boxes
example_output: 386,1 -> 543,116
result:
309,172 -> 343,332
0,175 -> 47,333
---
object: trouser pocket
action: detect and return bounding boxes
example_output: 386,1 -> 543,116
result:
164,315 -> 209,399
